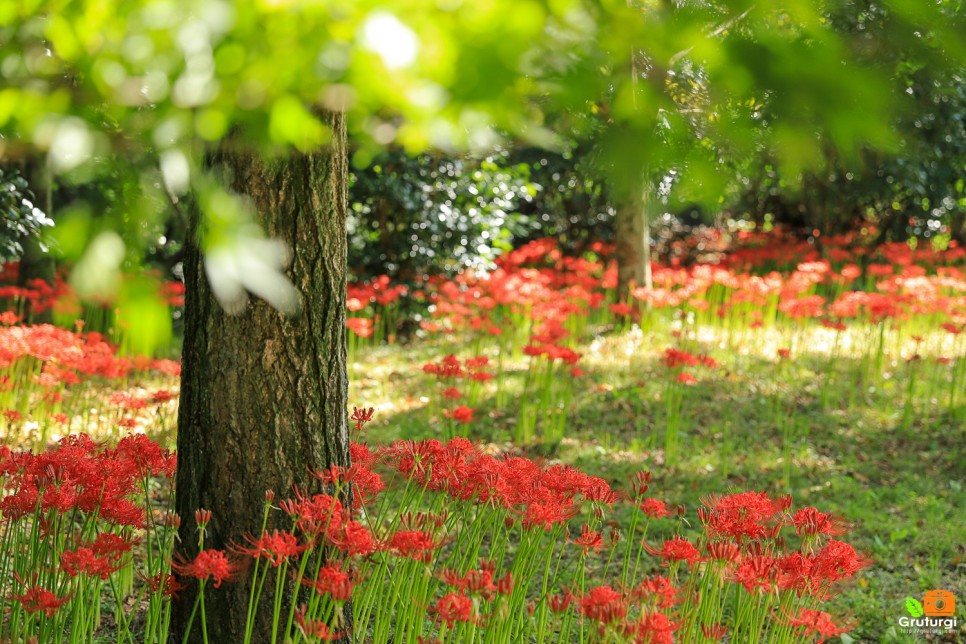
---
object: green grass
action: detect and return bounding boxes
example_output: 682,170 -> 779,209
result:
350,323 -> 966,643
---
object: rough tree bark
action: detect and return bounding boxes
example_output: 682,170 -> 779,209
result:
171,112 -> 351,643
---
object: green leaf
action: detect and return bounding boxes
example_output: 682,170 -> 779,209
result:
115,276 -> 173,358
905,597 -> 924,617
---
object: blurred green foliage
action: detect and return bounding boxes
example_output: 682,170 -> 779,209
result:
0,168 -> 53,262
1,0 -> 965,348
348,150 -> 538,279
725,2 -> 966,242
347,144 -> 622,282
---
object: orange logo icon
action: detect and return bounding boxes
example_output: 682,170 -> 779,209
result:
923,590 -> 955,617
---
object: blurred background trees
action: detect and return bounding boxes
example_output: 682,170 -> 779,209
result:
3,0 -> 965,298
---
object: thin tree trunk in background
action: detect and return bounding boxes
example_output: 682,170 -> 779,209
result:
641,184 -> 653,290
950,210 -> 966,246
615,179 -> 654,297
171,112 -> 351,643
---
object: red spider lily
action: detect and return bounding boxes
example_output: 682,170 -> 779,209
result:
386,529 -> 441,562
438,565 -> 506,599
778,294 -> 826,319
350,406 -> 374,431
465,356 -> 490,370
441,387 -> 461,400
941,321 -> 963,335
840,264 -> 862,280
704,541 -> 742,564
160,280 -> 186,306
663,348 -> 700,368
676,372 -> 698,385
60,533 -> 134,580
302,564 -> 355,602
110,392 -> 147,410
620,611 -> 679,644
0,434 -> 151,526
729,552 -> 775,594
423,354 -> 464,380
789,507 -> 852,537
775,552 -> 820,595
139,570 -> 183,597
609,302 -> 634,316
60,546 -> 124,579
399,512 -> 449,534
313,464 -> 351,490
381,439 -> 447,483
579,585 -> 627,624
520,499 -> 579,530
785,608 -> 854,643
98,497 -> 145,526
630,575 -> 677,608
0,324 -> 123,377
494,571 -> 513,595
12,586 -> 71,616
444,406 -> 474,423
280,491 -> 344,539
294,605 -> 341,640
329,520 -> 382,557
153,358 -> 182,376
194,509 -> 212,529
430,591 -> 475,627
631,471 -> 652,498
234,530 -> 308,566
151,389 -> 175,403
399,511 -> 449,533
548,590 -> 574,613
700,622 -> 728,641
699,491 -> 790,542
642,537 -> 702,566
811,539 -> 871,582
582,480 -> 620,506
172,549 -> 239,588
571,524 -> 603,554
349,441 -> 377,468
346,317 -> 374,338
639,498 -> 674,518
113,433 -> 176,478
438,568 -> 468,589
90,532 -> 136,558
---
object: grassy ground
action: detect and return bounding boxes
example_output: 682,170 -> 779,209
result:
350,321 -> 966,643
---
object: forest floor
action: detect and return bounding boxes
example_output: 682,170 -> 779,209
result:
350,322 -> 966,643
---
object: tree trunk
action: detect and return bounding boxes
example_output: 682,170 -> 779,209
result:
614,179 -> 653,297
171,112 -> 351,643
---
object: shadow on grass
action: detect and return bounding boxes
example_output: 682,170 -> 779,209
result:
349,335 -> 966,641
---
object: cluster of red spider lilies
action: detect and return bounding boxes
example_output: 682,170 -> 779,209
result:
0,227 -> 963,641
0,422 -> 867,643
